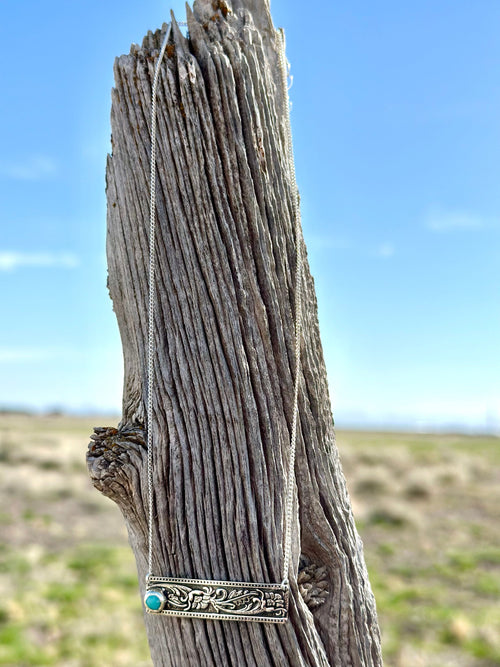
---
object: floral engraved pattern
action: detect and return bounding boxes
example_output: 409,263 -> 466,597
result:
147,579 -> 288,620
165,584 -> 287,616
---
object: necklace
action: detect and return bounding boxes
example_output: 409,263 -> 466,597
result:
144,21 -> 303,624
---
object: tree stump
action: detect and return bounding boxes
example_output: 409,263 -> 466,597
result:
87,0 -> 382,664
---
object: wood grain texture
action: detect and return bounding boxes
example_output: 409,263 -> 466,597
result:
87,0 -> 382,664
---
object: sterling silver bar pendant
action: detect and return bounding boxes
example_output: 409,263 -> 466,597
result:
144,577 -> 289,623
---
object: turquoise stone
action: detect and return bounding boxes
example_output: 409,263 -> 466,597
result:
145,593 -> 162,611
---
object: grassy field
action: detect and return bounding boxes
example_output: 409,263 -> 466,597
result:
0,415 -> 499,666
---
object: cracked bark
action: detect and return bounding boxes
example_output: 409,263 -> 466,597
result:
87,1 -> 382,665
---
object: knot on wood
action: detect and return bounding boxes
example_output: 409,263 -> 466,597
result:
88,425 -> 146,454
298,557 -> 329,610
86,425 -> 146,502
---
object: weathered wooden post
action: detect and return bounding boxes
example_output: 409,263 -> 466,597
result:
87,0 -> 382,664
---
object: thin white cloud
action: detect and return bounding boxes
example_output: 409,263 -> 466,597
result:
374,242 -> 395,258
0,155 -> 57,181
0,252 -> 79,271
425,208 -> 486,232
0,347 -> 76,363
0,348 -> 54,363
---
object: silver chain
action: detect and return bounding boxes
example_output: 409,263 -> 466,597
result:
278,28 -> 303,586
146,23 -> 303,588
147,22 -> 173,578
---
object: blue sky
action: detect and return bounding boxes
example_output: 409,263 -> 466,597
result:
0,1 -> 499,432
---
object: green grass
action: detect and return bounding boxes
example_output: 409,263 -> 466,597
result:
0,415 -> 499,666
0,542 -> 149,667
0,415 -> 150,667
339,429 -> 500,667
